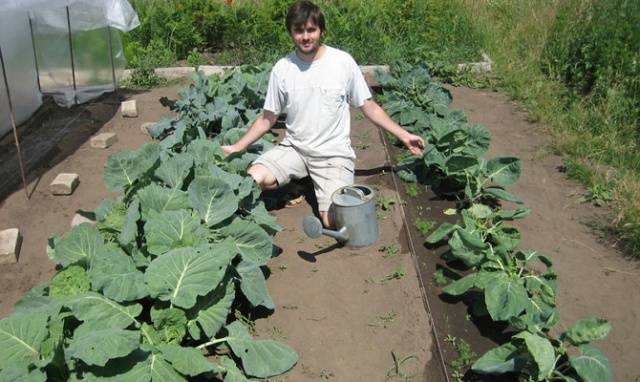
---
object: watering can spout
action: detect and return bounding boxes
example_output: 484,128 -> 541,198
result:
302,215 -> 349,243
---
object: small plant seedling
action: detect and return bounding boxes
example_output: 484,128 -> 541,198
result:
444,335 -> 477,377
432,269 -> 448,286
368,311 -> 398,328
379,244 -> 400,258
405,183 -> 419,197
385,351 -> 418,381
367,267 -> 405,284
278,264 -> 288,271
414,217 -> 436,237
377,195 -> 396,211
581,181 -> 613,206
311,268 -> 319,273
355,142 -> 371,150
234,310 -> 257,335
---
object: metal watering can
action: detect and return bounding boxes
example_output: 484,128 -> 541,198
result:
302,185 -> 379,247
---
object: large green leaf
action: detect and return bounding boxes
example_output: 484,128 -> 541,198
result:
485,157 -> 521,186
66,328 -> 140,367
514,331 -> 555,380
569,345 -> 611,382
137,184 -> 191,218
118,199 -> 140,246
472,342 -> 526,374
66,292 -> 142,331
0,360 -> 47,382
158,344 -> 221,376
50,223 -> 105,267
104,142 -> 161,192
443,271 -> 495,297
449,229 -> 488,267
188,175 -> 239,227
484,187 -> 524,204
222,218 -> 273,266
187,139 -> 224,167
95,351 -> 187,381
0,313 -> 49,369
89,245 -> 148,302
235,260 -> 274,309
485,275 -> 529,321
425,222 -> 456,244
144,247 -> 231,309
144,209 -> 205,256
226,321 -> 297,378
187,278 -> 235,340
154,153 -> 194,190
444,155 -> 480,175
562,318 -> 611,346
220,356 -> 250,382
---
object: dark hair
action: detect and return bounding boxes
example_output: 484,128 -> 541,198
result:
285,1 -> 325,34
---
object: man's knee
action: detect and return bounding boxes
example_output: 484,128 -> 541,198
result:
248,164 -> 279,190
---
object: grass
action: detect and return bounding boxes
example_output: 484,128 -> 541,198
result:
462,0 -> 640,257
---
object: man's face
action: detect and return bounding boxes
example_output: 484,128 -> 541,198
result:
290,19 -> 322,55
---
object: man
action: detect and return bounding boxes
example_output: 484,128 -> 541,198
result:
222,0 -> 424,228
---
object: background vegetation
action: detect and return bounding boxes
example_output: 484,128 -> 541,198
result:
123,0 -> 640,256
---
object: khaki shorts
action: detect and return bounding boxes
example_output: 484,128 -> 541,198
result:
253,144 -> 355,211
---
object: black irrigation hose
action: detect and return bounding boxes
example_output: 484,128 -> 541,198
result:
378,128 -> 451,382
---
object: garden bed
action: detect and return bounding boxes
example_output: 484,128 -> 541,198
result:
0,69 -> 638,380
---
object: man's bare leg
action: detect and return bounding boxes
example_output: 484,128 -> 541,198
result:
247,164 -> 278,190
320,211 -> 333,229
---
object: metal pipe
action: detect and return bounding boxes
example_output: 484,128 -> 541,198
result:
28,13 -> 42,93
0,46 -> 30,200
65,6 -> 77,105
106,25 -> 118,93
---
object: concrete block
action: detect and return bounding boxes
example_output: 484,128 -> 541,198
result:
50,173 -> 79,195
197,65 -> 233,77
457,61 -> 492,74
71,213 -> 95,227
0,228 -> 22,264
140,122 -> 155,135
155,67 -> 196,80
360,65 -> 389,87
90,132 -> 118,149
121,100 -> 138,118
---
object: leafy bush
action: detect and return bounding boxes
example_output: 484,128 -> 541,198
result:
125,0 -> 485,66
0,66 -> 297,380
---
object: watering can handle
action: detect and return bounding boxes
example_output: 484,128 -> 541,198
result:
340,186 -> 365,200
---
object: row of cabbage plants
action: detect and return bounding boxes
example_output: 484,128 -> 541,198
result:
0,66 -> 297,381
376,62 -> 612,382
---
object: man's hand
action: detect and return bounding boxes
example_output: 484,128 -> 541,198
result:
360,99 -> 425,156
400,132 -> 425,156
222,144 -> 240,156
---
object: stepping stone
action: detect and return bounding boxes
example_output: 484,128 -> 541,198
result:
50,173 -> 79,195
121,100 -> 138,118
71,213 -> 95,227
90,132 -> 117,149
0,228 -> 22,264
140,122 -> 155,135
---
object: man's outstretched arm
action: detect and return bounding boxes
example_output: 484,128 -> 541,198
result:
359,98 -> 424,156
222,110 -> 279,155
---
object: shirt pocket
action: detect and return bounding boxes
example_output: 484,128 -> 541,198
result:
320,87 -> 346,115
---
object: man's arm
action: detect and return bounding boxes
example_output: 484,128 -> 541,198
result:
222,110 -> 279,155
360,98 -> 425,156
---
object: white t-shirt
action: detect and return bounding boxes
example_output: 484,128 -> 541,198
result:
263,46 -> 372,159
